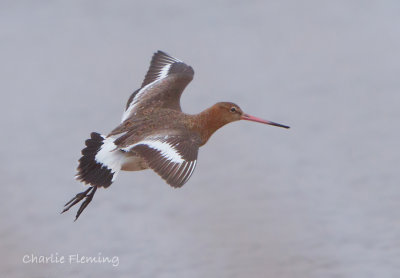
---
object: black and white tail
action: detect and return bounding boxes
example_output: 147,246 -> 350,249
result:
76,132 -> 125,188
62,132 -> 125,221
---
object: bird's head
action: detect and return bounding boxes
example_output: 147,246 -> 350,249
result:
213,102 -> 290,129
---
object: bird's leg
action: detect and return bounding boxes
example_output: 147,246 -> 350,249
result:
62,187 -> 92,211
74,186 -> 97,221
61,186 -> 97,221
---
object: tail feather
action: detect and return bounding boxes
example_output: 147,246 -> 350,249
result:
63,132 -> 125,221
75,132 -> 125,188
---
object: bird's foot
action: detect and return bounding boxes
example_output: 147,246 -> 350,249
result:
61,186 -> 97,221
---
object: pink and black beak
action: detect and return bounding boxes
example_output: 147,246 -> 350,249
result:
241,113 -> 290,129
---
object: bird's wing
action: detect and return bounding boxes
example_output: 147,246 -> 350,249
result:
121,51 -> 194,122
121,134 -> 200,188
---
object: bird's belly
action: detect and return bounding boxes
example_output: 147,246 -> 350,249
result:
121,155 -> 148,171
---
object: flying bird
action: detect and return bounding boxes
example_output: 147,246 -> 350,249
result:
62,51 -> 289,220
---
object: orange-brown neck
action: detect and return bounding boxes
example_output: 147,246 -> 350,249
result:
191,106 -> 234,146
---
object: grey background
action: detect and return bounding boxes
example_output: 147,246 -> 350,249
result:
1,1 -> 399,277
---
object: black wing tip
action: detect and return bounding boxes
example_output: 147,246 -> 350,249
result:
154,50 -> 171,57
152,50 -> 181,63
141,50 -> 190,87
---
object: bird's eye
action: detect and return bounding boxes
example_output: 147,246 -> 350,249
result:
230,107 -> 236,113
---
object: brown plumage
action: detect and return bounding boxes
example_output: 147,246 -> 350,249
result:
62,50 -> 289,221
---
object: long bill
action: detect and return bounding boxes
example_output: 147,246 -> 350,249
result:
241,113 -> 290,129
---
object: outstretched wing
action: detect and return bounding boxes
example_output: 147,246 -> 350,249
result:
122,51 -> 194,122
122,134 -> 200,188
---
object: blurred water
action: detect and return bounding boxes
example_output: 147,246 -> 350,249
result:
1,1 -> 399,277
